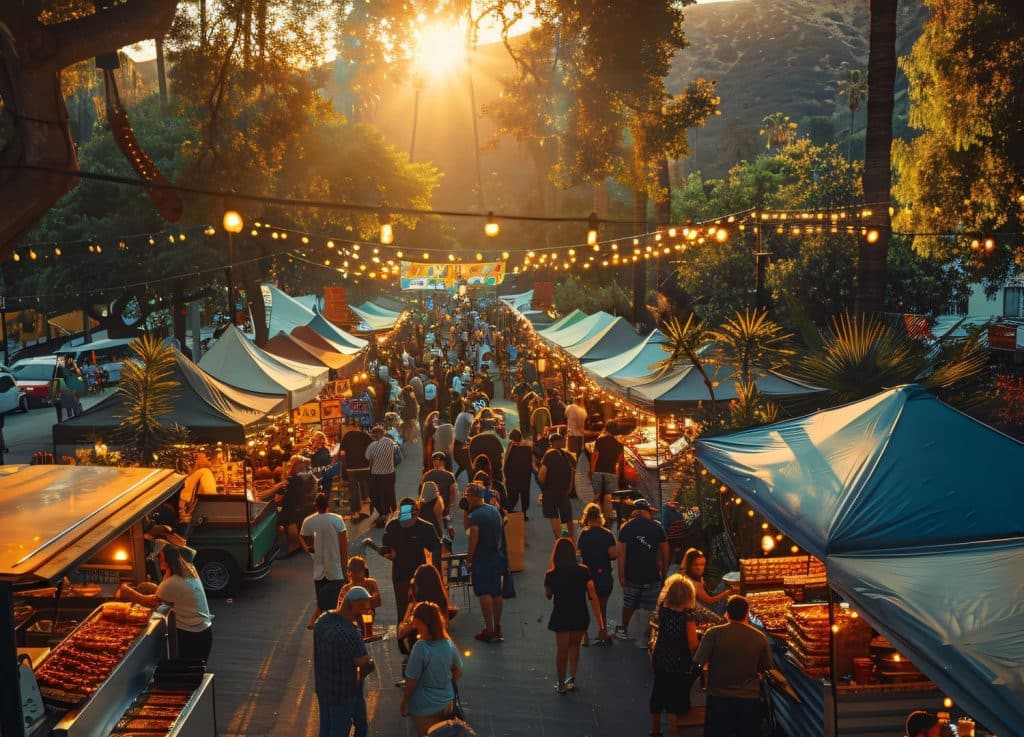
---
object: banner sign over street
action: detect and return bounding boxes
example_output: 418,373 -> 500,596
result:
399,260 -> 506,290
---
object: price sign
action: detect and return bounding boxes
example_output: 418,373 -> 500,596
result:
293,401 -> 322,424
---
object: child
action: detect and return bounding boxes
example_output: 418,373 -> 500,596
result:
337,556 -> 383,612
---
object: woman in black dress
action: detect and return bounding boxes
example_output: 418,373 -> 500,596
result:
649,574 -> 699,736
501,429 -> 534,517
544,537 -> 608,694
576,503 -> 617,645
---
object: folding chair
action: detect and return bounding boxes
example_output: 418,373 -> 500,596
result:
442,553 -> 472,611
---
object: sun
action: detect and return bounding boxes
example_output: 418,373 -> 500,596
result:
413,22 -> 467,78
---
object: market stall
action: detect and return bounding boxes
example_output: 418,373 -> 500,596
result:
539,310 -> 616,349
695,385 -> 1024,737
563,316 -> 644,363
582,329 -> 668,387
262,283 -> 317,336
198,324 -> 325,409
350,302 -> 401,332
0,464 -> 217,737
52,349 -> 285,447
262,331 -> 355,373
536,308 -> 587,336
305,313 -> 368,352
624,363 -> 825,407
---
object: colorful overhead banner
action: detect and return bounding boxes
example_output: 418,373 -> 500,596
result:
400,260 -> 506,290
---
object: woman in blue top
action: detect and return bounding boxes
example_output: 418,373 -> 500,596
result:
400,601 -> 464,735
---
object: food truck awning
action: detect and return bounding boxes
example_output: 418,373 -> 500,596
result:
694,385 -> 1024,737
0,465 -> 183,588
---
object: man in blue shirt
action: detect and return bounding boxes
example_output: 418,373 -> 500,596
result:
465,483 -> 506,643
313,587 -> 374,737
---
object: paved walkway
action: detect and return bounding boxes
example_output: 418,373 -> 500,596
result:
208,392 -> 662,737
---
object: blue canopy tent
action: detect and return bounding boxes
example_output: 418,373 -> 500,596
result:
541,311 -> 616,349
584,329 -> 668,382
565,316 -> 644,363
623,364 -> 824,408
695,385 -> 1024,737
537,308 -> 587,336
306,312 -> 367,353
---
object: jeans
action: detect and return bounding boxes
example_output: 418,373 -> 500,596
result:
347,468 -> 370,514
704,694 -> 761,737
317,692 -> 367,737
369,472 -> 396,516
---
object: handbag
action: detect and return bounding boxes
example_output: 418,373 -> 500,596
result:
501,568 -> 516,599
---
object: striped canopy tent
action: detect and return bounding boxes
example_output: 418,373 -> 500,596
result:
540,311 -> 617,349
584,329 -> 669,384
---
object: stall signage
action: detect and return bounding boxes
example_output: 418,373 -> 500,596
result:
400,260 -> 506,290
321,399 -> 342,419
293,401 -> 322,424
988,323 -> 1018,351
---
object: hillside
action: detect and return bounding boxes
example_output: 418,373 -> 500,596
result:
670,0 -> 928,176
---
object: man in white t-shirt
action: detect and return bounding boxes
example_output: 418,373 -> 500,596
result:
565,395 -> 588,456
301,493 -> 349,629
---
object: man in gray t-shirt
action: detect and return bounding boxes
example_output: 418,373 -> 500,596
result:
693,595 -> 774,737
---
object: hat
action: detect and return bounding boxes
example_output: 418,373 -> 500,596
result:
146,524 -> 188,548
547,431 -> 563,441
370,425 -> 385,435
632,498 -> 657,512
343,586 -> 372,603
431,451 -> 447,461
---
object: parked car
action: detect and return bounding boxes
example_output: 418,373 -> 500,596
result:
0,369 -> 28,413
11,356 -> 58,407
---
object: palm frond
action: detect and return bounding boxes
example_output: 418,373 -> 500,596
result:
710,308 -> 795,383
114,336 -> 181,461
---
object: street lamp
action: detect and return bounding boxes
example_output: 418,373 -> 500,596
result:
222,210 -> 244,324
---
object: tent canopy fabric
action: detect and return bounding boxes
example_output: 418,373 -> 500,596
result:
53,349 -> 283,445
565,316 -> 643,362
498,290 -> 534,312
263,283 -> 316,336
305,313 -> 367,353
199,324 -> 324,408
291,327 -> 360,372
694,385 -> 1024,737
355,301 -> 400,318
537,309 -> 588,338
624,364 -> 823,407
264,332 -> 353,371
584,329 -> 668,381
295,294 -> 320,311
350,302 -> 401,331
541,311 -> 616,348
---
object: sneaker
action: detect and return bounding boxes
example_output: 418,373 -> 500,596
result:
555,681 -> 567,695
565,676 -> 576,691
474,629 -> 494,642
613,626 -> 630,641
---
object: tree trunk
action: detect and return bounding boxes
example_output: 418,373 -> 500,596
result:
172,281 -> 187,350
0,1 -> 179,256
155,37 -> 168,108
632,188 -> 649,328
655,157 -> 672,289
199,0 -> 207,49
858,0 -> 898,314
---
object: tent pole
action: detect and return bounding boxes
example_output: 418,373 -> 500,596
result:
825,577 -> 841,737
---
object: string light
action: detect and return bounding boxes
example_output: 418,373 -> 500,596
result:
484,211 -> 500,237
378,210 -> 394,245
586,212 -> 599,246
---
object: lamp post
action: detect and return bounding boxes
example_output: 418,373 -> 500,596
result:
222,210 -> 244,325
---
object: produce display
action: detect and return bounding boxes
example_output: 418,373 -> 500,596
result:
745,590 -> 794,635
739,555 -> 826,590
34,602 -> 152,704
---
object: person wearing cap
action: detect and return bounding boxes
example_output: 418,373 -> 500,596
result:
905,711 -> 940,737
693,595 -> 776,737
313,587 -> 374,737
301,493 -> 349,630
366,424 -> 400,528
381,497 -> 443,623
119,544 -> 214,662
537,432 -> 577,540
614,498 -> 668,642
464,483 -> 506,643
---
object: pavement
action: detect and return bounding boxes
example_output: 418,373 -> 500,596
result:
206,389 -> 665,737
2,387 -> 116,464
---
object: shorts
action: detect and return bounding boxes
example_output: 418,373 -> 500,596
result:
471,557 -> 503,597
314,577 -> 346,611
622,581 -> 660,611
542,492 -> 573,523
591,472 -> 619,498
567,435 -> 584,454
591,570 -> 614,599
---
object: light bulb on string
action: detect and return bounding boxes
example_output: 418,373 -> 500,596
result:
378,210 -> 394,245
484,211 -> 500,237
586,212 -> 599,246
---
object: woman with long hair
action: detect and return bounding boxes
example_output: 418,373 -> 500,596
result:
680,547 -> 728,620
576,503 -> 617,646
276,454 -> 317,555
399,385 -> 419,442
400,602 -> 463,736
119,545 -> 214,662
418,481 -> 445,540
649,575 -> 699,736
544,537 -> 607,694
397,564 -> 451,662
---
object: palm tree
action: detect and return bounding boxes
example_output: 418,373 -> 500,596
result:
115,335 -> 182,462
711,309 -> 795,386
654,313 -> 718,413
858,0 -> 898,314
836,67 -> 867,161
797,312 -> 988,405
758,112 -> 798,150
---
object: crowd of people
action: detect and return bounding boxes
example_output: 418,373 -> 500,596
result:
268,294 -> 942,737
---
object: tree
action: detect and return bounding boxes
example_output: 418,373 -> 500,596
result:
115,335 -> 186,462
836,66 -> 867,162
654,312 -> 718,414
758,113 -> 798,150
0,1 -> 179,255
711,309 -> 794,386
892,0 -> 1024,289
857,0 -> 898,314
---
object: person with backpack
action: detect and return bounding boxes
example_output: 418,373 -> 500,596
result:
537,432 -> 576,539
